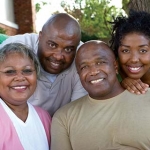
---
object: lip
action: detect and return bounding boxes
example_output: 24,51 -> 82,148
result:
127,65 -> 142,73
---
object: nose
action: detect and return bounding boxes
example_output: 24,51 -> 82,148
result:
14,71 -> 25,81
89,66 -> 100,76
129,52 -> 139,63
53,49 -> 64,60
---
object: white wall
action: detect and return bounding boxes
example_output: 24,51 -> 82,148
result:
0,0 -> 18,28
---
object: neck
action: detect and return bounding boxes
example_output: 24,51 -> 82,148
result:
4,101 -> 28,122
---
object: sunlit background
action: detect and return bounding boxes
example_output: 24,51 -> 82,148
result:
34,0 -> 122,32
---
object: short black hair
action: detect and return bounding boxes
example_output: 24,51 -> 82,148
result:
109,9 -> 150,57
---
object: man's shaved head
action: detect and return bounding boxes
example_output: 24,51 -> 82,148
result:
38,13 -> 81,74
42,13 -> 81,39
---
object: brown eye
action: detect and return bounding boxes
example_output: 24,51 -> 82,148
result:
81,66 -> 88,70
47,42 -> 56,48
64,47 -> 74,53
140,49 -> 147,53
22,69 -> 35,75
4,70 -> 16,76
122,49 -> 129,53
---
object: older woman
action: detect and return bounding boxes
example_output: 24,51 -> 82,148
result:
0,43 -> 51,150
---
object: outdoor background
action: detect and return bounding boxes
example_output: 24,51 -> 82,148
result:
35,0 -> 124,42
0,0 -> 150,42
35,0 -> 150,42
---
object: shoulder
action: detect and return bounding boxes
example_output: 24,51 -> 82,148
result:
126,88 -> 150,98
33,105 -> 51,121
53,95 -> 88,119
0,33 -> 39,49
3,33 -> 38,42
118,89 -> 150,105
139,88 -> 150,99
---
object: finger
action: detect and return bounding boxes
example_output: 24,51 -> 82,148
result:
133,80 -> 149,94
126,84 -> 141,95
121,82 -> 141,94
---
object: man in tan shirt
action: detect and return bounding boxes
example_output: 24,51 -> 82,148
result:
51,40 -> 150,150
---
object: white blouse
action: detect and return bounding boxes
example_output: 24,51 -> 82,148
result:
0,99 -> 49,150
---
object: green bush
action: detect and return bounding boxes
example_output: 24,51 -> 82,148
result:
0,27 -> 6,34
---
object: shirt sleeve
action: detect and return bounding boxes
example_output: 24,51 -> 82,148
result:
0,33 -> 38,53
51,114 -> 73,150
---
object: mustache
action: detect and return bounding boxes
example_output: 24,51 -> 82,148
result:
46,57 -> 65,64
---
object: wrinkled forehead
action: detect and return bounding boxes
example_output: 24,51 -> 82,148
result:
77,43 -> 114,59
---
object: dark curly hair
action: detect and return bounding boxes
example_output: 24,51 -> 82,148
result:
109,9 -> 150,58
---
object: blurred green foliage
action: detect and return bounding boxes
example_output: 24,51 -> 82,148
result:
0,27 -> 6,34
61,0 -> 125,41
35,0 -> 128,42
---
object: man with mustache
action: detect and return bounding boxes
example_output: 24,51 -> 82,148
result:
0,13 -> 87,116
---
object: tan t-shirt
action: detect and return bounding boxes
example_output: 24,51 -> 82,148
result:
51,89 -> 150,150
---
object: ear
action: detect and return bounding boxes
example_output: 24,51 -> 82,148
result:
39,31 -> 42,40
113,59 -> 119,74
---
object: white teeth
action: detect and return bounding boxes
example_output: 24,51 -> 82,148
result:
129,67 -> 140,71
91,78 -> 103,84
51,62 -> 60,67
13,86 -> 26,89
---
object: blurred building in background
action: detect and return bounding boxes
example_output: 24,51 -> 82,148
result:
0,0 -> 36,35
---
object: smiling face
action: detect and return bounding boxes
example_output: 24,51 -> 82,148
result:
0,52 -> 37,106
76,41 -> 121,100
118,32 -> 150,79
37,15 -> 81,74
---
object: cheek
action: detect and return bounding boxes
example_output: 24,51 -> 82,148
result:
79,71 -> 88,84
141,55 -> 150,65
65,53 -> 75,63
38,45 -> 51,57
29,75 -> 37,87
118,54 -> 128,65
0,78 -> 11,88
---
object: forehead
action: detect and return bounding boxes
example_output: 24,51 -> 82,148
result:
121,32 -> 150,43
43,25 -> 80,46
44,22 -> 80,38
0,52 -> 32,65
77,43 -> 114,62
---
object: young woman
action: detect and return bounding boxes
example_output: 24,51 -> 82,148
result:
110,10 -> 150,94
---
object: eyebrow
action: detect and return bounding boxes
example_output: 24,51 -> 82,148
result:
47,40 -> 56,44
47,40 -> 76,48
79,57 -> 107,66
120,44 -> 149,47
3,65 -> 33,68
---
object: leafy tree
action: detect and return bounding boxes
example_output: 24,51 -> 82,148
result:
35,1 -> 48,13
122,0 -> 130,14
35,0 -> 125,41
61,0 -> 124,41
